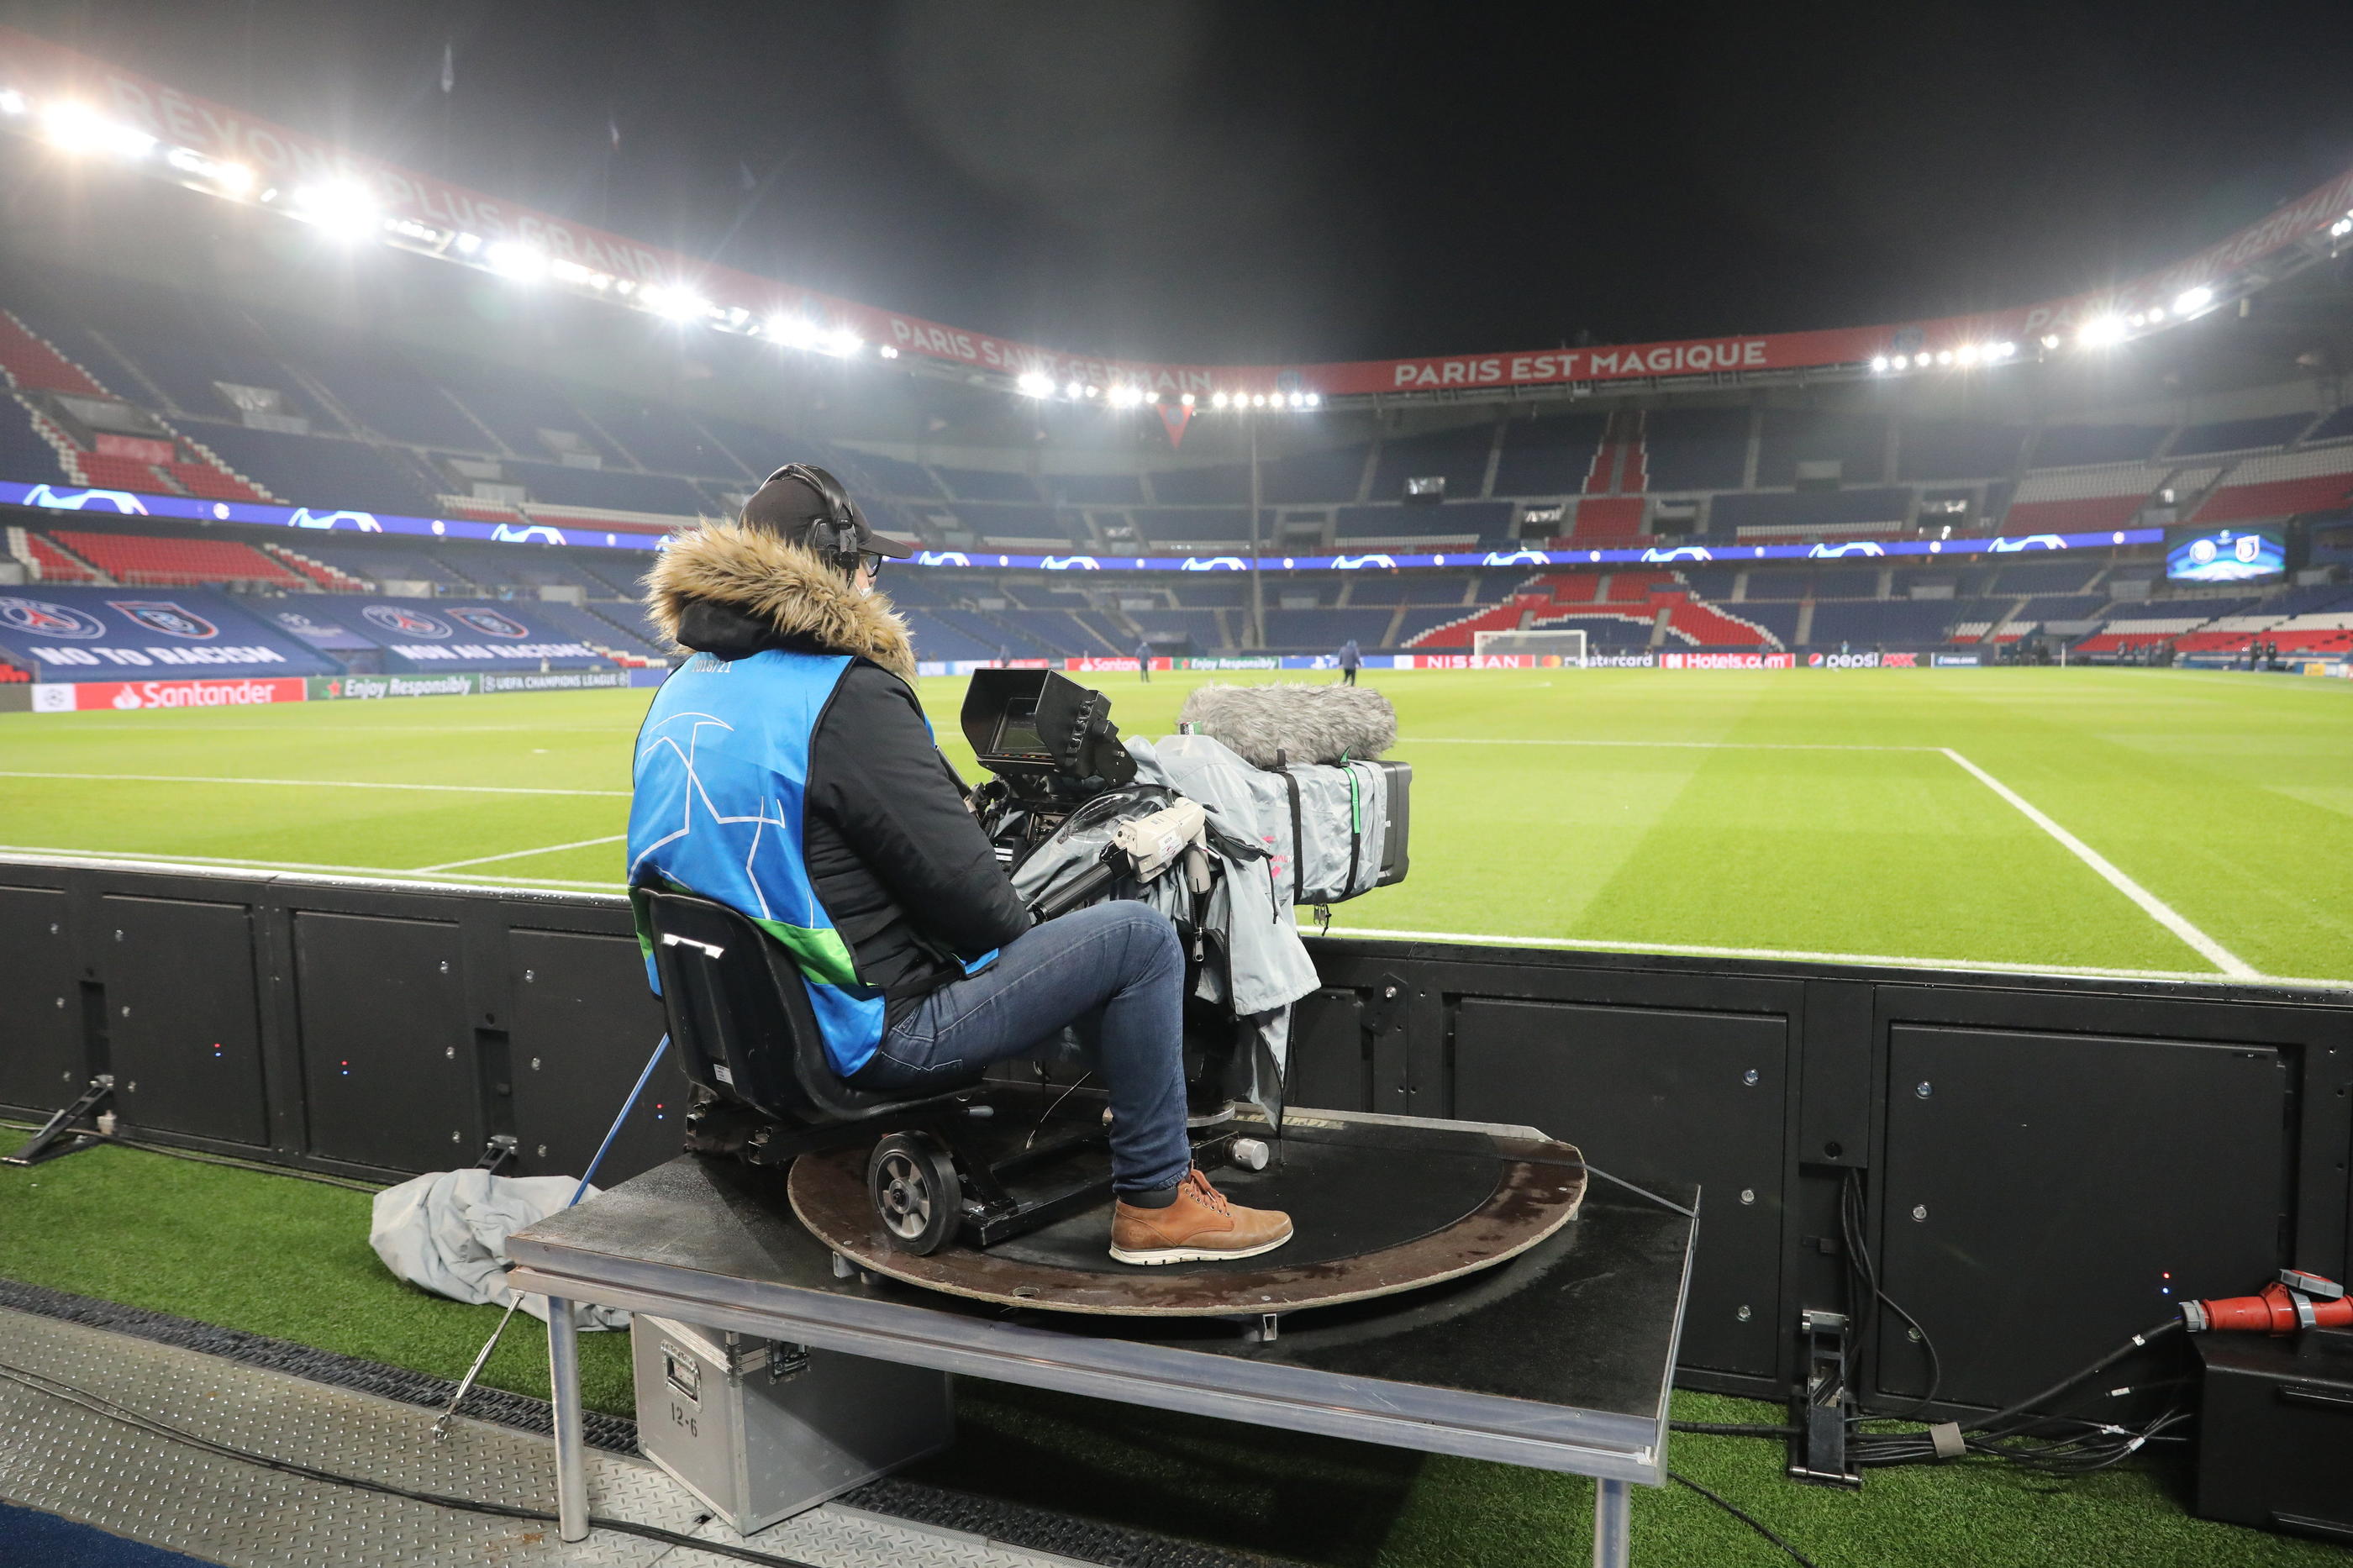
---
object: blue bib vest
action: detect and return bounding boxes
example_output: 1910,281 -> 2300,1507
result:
627,649 -> 888,1076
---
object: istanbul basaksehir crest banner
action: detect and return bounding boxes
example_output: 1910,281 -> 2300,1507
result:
3,24 -> 2351,397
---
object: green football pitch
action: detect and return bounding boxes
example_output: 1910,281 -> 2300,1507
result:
2,665 -> 2348,986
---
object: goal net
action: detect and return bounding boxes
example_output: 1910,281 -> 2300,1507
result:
1472,628 -> 1588,666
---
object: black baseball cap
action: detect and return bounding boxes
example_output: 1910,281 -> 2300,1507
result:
740,464 -> 915,558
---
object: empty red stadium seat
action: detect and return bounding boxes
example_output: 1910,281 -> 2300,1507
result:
23,534 -> 100,582
72,454 -> 170,494
0,311 -> 107,397
48,529 -> 304,588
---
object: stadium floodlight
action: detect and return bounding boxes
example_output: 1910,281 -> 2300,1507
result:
1083,384 -> 1100,397
1890,354 -> 1909,370
2077,313 -> 2127,347
825,327 -> 863,357
1250,392 -> 1267,407
1956,344 -> 1980,366
163,145 -> 255,192
1870,355 -> 1890,372
2040,333 -> 2062,349
1991,340 -> 2018,359
1305,392 -> 1321,408
1211,392 -> 1229,408
452,232 -> 483,255
1016,371 -> 1055,397
1065,380 -> 1084,398
2173,285 -> 2214,314
641,284 -> 712,322
288,179 -> 381,239
1181,392 -> 1197,406
2333,216 -> 2353,239
0,89 -> 25,117
1935,349 -> 1954,365
42,102 -> 154,159
1145,390 -> 1161,403
485,240 -> 548,281
1286,392 -> 1304,408
878,344 -> 899,358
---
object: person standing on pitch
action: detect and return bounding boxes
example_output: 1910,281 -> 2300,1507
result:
628,466 -> 1292,1265
1337,637 -> 1361,686
1135,635 -> 1153,683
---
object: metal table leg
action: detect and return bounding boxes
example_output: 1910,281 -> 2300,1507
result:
545,1297 -> 588,1544
1592,1477 -> 1631,1568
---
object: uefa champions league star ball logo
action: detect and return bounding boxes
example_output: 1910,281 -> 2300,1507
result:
0,597 -> 107,639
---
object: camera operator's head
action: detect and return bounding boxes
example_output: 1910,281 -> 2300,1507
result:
741,464 -> 913,592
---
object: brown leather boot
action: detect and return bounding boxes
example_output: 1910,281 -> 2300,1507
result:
1109,1167 -> 1293,1265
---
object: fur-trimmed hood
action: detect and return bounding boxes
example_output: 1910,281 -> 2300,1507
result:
644,522 -> 917,681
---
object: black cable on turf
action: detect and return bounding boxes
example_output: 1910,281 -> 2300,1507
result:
1669,1471 -> 1822,1568
0,1360 -> 826,1568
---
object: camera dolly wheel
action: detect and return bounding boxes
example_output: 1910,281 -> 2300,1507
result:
867,1132 -> 962,1255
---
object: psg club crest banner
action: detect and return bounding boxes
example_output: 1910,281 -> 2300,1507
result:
108,600 -> 220,639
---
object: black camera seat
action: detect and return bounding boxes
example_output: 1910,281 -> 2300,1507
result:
646,888 -> 1131,1255
646,889 -> 981,1127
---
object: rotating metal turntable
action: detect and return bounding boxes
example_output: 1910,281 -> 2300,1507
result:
791,1103 -> 1587,1317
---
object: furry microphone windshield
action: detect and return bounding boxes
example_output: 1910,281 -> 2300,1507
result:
1176,682 -> 1398,769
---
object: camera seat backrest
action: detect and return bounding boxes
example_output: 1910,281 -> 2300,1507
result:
643,890 -> 981,1125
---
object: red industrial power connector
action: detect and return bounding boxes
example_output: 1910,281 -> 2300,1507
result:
2182,1270 -> 2352,1334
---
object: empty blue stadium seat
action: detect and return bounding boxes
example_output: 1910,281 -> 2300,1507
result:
1152,464 -> 1251,504
935,466 -> 1039,502
1264,608 -> 1394,650
1900,421 -> 2028,481
1803,599 -> 1957,646
1050,472 -> 1145,506
502,460 -> 708,515
1708,487 -> 1911,532
1136,509 -> 1251,544
575,395 -> 755,478
179,421 -> 440,516
0,394 -> 68,486
1644,407 -> 1749,491
1370,424 -> 1496,501
2166,413 -> 2315,457
1756,410 -> 1888,488
298,348 -> 487,451
440,372 -> 620,464
2031,424 -> 2166,466
1493,413 -> 1607,497
2301,407 -> 2353,445
1258,446 -> 1369,504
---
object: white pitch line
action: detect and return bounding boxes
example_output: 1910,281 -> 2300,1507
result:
416,834 -> 628,871
1937,747 -> 2258,978
1327,926 -> 2345,988
0,770 -> 628,797
1411,737 -> 1935,751
0,844 -> 624,889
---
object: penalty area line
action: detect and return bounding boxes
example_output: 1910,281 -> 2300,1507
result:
1937,748 -> 2257,979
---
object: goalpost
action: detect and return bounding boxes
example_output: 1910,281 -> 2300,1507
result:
1472,628 -> 1588,666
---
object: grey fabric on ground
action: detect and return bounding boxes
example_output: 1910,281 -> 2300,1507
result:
368,1169 -> 629,1329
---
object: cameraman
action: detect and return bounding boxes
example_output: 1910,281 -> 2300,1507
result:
628,467 -> 1291,1265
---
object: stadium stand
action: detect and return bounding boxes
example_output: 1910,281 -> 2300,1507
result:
181,422 -> 440,516
1899,420 -> 2029,481
49,529 -> 304,589
2001,461 -> 2180,534
7,524 -> 100,581
2189,445 -> 2353,523
0,396 -> 68,485
1051,471 -> 1145,507
2029,424 -> 2169,466
1259,445 -> 1371,505
1756,409 -> 1887,489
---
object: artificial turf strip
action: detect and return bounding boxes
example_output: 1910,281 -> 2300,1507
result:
3,667 -> 2347,982
3,1143 -> 2345,1568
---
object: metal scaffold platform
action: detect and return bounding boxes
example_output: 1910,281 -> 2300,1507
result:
0,1305 -> 1117,1568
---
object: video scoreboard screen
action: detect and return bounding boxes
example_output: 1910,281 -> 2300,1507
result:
2165,524 -> 2287,583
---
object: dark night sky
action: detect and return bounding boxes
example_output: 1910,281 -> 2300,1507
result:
7,0 -> 2353,364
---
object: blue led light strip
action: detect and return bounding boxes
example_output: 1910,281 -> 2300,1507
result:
0,480 -> 2164,570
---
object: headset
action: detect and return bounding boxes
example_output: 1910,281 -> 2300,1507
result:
755,463 -> 866,573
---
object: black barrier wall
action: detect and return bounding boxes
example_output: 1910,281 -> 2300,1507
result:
2,852 -> 2347,1412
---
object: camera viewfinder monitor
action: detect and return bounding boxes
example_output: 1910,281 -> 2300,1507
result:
2166,524 -> 2287,584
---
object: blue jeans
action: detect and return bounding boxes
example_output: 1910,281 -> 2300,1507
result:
854,901 -> 1192,1195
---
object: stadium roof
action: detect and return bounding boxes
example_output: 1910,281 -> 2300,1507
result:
4,21 -> 2353,411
